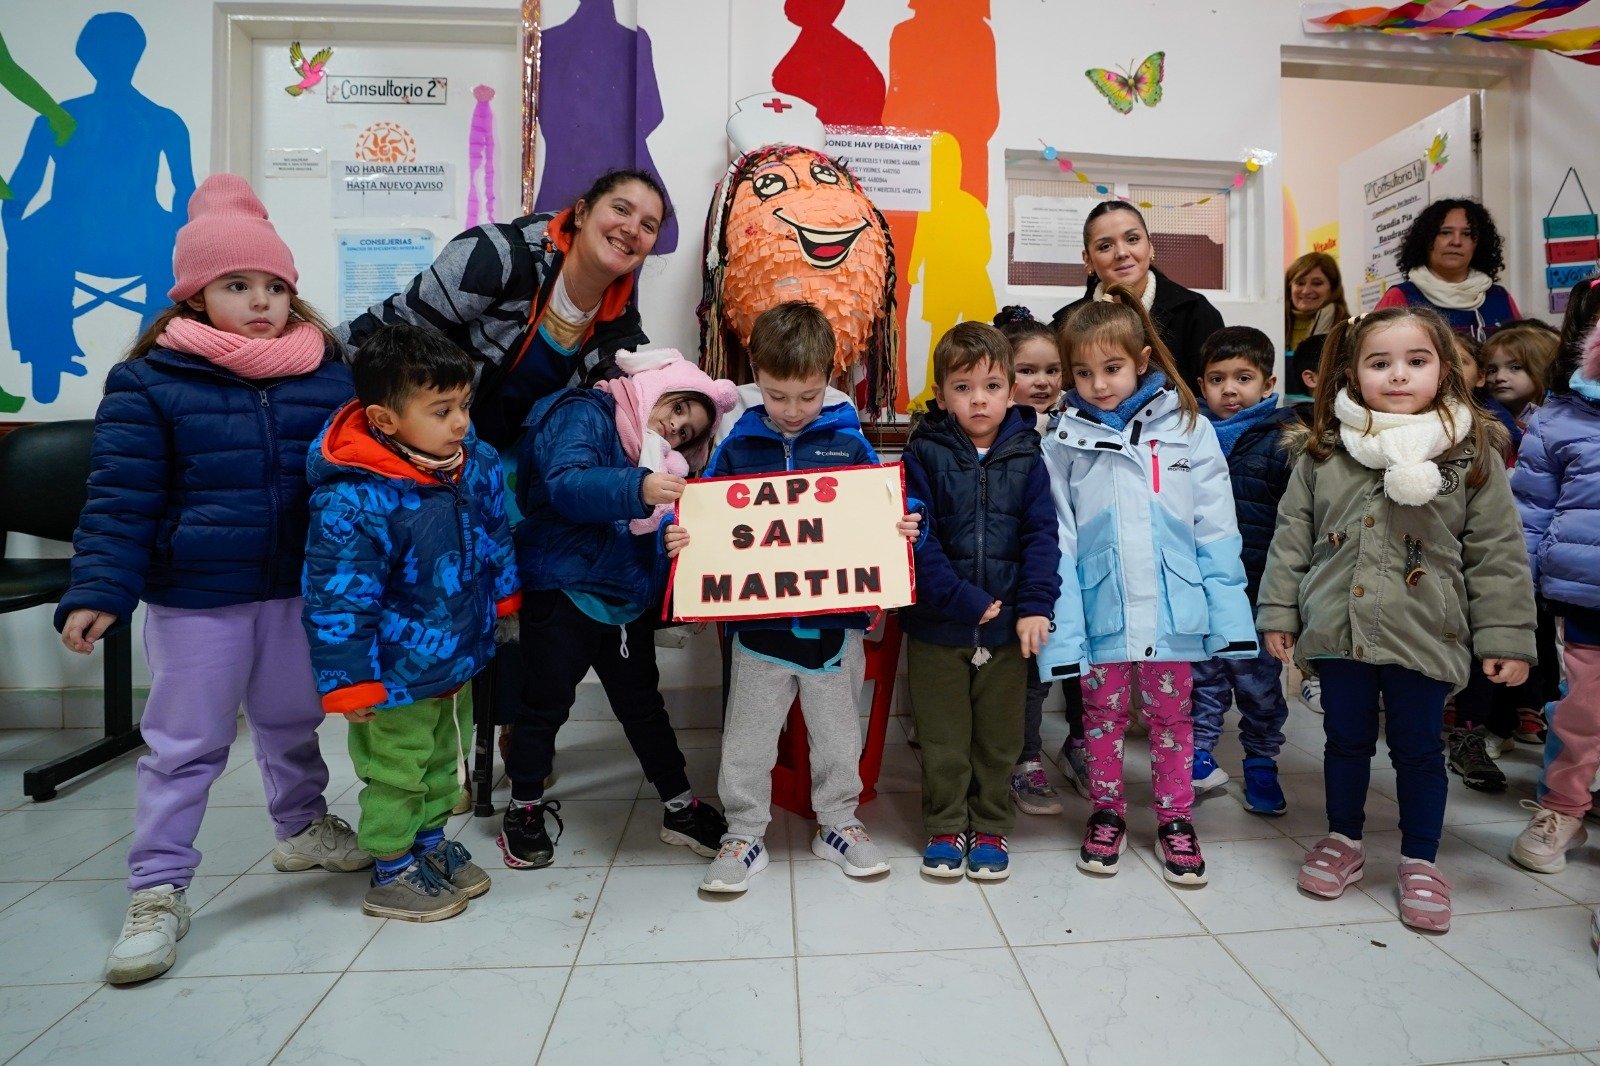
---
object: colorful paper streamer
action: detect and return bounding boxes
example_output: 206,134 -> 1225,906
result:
1303,2 -> 1600,64
1019,143 -> 1273,209
465,84 -> 496,228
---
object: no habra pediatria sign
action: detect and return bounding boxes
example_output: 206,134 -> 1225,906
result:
667,464 -> 916,622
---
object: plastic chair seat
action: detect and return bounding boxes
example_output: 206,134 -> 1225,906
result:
0,558 -> 71,613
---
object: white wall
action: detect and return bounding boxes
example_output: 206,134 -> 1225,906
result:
5,0 -> 1600,700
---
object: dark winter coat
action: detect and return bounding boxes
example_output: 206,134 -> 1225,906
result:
1215,405 -> 1298,604
55,347 -> 353,629
1051,267 -> 1226,386
900,405 -> 1061,648
514,388 -> 664,616
302,402 -> 520,714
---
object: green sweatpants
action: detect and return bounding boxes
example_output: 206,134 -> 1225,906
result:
347,691 -> 470,857
907,638 -> 1025,836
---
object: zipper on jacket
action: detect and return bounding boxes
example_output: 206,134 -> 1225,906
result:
1149,440 -> 1161,493
257,388 -> 282,591
974,461 -> 988,648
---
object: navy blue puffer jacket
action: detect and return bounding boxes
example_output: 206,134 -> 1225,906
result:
1219,405 -> 1298,604
900,404 -> 1060,647
514,388 -> 664,615
55,347 -> 353,628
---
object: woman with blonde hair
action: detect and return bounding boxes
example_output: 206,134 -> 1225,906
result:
1284,251 -> 1349,356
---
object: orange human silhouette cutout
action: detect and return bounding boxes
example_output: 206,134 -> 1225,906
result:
907,133 -> 996,410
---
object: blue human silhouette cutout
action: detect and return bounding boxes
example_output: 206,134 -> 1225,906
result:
3,12 -> 194,404
533,0 -> 676,254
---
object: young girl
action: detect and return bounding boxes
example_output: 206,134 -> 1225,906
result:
993,306 -> 1087,814
1509,320 -> 1600,876
1036,286 -> 1258,886
1483,321 -> 1559,430
1258,306 -> 1536,933
55,175 -> 365,984
501,349 -> 737,869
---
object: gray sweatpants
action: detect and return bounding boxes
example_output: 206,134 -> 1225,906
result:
718,631 -> 865,839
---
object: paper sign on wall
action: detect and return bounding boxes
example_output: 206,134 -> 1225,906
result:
264,148 -> 327,178
337,230 -> 435,321
325,75 -> 447,105
331,162 -> 454,218
821,131 -> 931,213
669,464 -> 915,622
1012,196 -> 1091,264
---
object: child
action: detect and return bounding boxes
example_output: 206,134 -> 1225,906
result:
1483,321 -> 1559,429
667,301 -> 919,894
901,322 -> 1060,879
1038,286 -> 1258,886
56,175 -> 365,984
1190,326 -> 1298,814
994,306 -> 1088,812
503,349 -> 737,869
1259,306 -> 1536,933
1509,320 -> 1600,875
302,324 -> 519,920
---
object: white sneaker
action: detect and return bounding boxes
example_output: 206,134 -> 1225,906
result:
1299,677 -> 1323,714
272,813 -> 373,872
106,885 -> 190,985
700,837 -> 769,894
1482,733 -> 1515,759
812,823 -> 891,877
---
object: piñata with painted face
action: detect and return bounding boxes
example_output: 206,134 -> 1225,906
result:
699,94 -> 897,415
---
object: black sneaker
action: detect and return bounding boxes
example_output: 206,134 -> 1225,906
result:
1155,818 -> 1208,885
660,799 -> 726,858
497,799 -> 563,869
1447,728 -> 1507,793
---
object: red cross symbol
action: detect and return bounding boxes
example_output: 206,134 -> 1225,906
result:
762,96 -> 793,113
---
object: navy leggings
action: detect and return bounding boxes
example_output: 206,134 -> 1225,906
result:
1318,659 -> 1450,862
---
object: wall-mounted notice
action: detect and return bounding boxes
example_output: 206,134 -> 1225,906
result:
264,147 -> 327,178
1012,196 -> 1092,264
331,162 -> 454,218
326,75 -> 447,105
822,131 -> 931,213
337,231 -> 436,322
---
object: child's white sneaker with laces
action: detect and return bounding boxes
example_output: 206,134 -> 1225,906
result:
106,885 -> 190,985
272,813 -> 373,872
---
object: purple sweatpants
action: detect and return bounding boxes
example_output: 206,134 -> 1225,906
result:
127,598 -> 330,891
1081,661 -> 1196,824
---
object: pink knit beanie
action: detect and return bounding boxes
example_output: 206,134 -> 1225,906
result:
168,174 -> 298,301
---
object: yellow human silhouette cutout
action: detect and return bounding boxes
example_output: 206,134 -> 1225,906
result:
908,133 -> 996,411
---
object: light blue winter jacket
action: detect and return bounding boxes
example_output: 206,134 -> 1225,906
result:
1038,386 -> 1258,680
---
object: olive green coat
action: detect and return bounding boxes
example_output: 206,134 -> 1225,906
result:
1255,438 -> 1536,692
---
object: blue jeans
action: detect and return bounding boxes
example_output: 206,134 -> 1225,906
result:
1190,647 -> 1288,758
1318,659 -> 1449,862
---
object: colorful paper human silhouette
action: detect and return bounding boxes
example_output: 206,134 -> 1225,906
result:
533,0 -> 677,254
771,0 -> 885,127
3,12 -> 194,404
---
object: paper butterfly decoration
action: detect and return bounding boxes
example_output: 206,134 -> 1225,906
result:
1085,52 -> 1165,114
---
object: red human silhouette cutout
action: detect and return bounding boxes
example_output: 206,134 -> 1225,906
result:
771,0 -> 885,127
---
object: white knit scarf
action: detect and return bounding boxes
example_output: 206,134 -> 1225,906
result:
1334,390 -> 1470,505
1406,265 -> 1493,311
1093,270 -> 1158,311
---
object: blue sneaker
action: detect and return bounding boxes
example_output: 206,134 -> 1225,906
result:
1192,750 -> 1229,794
921,832 -> 967,879
966,833 -> 1010,881
1241,757 -> 1287,816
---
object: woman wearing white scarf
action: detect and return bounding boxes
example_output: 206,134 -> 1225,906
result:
1375,199 -> 1521,341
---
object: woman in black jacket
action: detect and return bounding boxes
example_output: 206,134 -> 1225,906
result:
1050,201 -> 1224,386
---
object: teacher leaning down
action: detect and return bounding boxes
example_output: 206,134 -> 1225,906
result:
337,168 -> 668,448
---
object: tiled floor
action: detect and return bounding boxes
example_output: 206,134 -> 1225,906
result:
0,709 -> 1596,1065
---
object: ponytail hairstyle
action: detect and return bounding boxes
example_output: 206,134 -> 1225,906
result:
1296,306 -> 1505,487
123,295 -> 338,363
1057,283 -> 1199,428
1552,276 -> 1600,395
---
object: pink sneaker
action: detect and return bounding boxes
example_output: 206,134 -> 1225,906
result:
1510,799 -> 1589,874
1298,835 -> 1364,898
1397,860 -> 1453,932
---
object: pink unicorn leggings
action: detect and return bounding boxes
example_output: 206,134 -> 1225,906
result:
1081,661 -> 1195,823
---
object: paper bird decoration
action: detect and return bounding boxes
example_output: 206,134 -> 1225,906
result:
1427,130 -> 1450,172
285,42 -> 334,97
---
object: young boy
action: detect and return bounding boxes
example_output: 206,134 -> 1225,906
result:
666,301 -> 919,894
1191,326 -> 1298,815
303,323 -> 520,920
900,322 -> 1060,881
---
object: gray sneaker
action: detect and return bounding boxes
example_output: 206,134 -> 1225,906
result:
700,837 -> 769,894
421,839 -> 491,899
1054,740 -> 1090,799
273,813 -> 373,872
361,858 -> 468,922
812,823 -> 891,877
106,885 -> 190,985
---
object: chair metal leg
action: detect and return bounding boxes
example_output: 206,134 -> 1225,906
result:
471,658 -> 499,817
24,627 -> 145,802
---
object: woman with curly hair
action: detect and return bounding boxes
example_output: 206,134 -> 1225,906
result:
1376,198 -> 1520,340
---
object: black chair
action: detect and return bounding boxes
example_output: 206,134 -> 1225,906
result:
0,421 -> 143,801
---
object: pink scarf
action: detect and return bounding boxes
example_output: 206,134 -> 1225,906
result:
158,318 -> 327,379
595,374 -> 691,535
